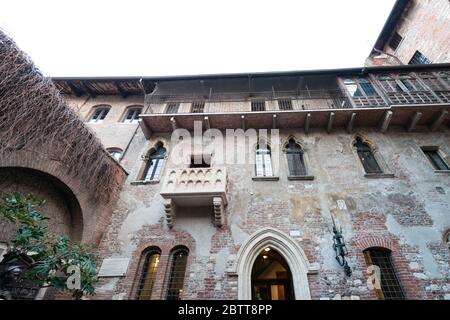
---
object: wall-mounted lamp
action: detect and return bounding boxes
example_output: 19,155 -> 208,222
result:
332,216 -> 352,277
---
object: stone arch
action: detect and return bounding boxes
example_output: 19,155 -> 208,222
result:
353,236 -> 395,251
233,227 -> 319,300
282,136 -> 305,152
0,167 -> 83,242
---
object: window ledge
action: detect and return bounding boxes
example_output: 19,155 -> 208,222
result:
364,173 -> 395,179
252,176 -> 279,181
288,175 -> 314,181
434,170 -> 450,174
130,180 -> 160,185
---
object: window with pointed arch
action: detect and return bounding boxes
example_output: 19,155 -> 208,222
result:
255,143 -> 273,177
363,247 -> 405,300
143,144 -> 167,181
165,247 -> 189,300
353,137 -> 382,174
285,139 -> 306,177
136,247 -> 161,300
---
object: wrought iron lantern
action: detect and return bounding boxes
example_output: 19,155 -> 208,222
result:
332,217 -> 352,277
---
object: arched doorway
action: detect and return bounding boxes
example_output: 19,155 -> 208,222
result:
233,227 -> 319,300
251,247 -> 294,300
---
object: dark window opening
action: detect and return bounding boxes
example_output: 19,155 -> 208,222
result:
388,32 -> 403,51
409,51 -> 431,65
136,249 -> 161,300
123,107 -> 142,123
364,248 -> 405,300
191,101 -> 205,113
354,138 -> 382,174
190,155 -> 211,168
278,99 -> 293,110
421,147 -> 449,170
166,248 -> 188,300
251,99 -> 266,111
166,103 -> 180,113
286,139 -> 306,176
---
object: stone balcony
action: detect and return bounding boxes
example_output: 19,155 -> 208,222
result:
160,167 -> 228,228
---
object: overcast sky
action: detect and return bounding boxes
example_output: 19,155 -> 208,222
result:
0,0 -> 396,77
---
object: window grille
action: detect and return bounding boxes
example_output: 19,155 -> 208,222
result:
251,99 -> 266,111
191,101 -> 205,113
278,98 -> 293,110
136,250 -> 161,300
166,103 -> 180,113
166,248 -> 188,300
364,248 -> 405,300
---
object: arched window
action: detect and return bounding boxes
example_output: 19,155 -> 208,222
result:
354,137 -> 382,174
136,248 -> 161,300
107,148 -> 123,161
123,106 -> 143,123
143,145 -> 166,181
363,247 -> 405,300
255,144 -> 273,177
88,105 -> 110,123
166,247 -> 189,300
285,139 -> 306,176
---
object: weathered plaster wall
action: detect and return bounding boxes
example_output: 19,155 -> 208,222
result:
89,118 -> 450,300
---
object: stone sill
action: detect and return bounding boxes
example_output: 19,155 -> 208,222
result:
434,170 -> 450,174
252,176 -> 280,181
130,180 -> 160,185
288,175 -> 314,181
364,173 -> 395,179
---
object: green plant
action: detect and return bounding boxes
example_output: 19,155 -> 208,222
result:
0,192 -> 98,299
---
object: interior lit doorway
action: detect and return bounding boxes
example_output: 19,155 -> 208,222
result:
251,247 -> 294,300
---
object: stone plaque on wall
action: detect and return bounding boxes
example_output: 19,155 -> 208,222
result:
98,258 -> 130,277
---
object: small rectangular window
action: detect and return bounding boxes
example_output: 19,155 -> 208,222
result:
191,101 -> 205,113
251,99 -> 266,111
388,32 -> 403,51
89,107 -> 109,123
409,51 -> 431,65
421,147 -> 449,171
166,103 -> 180,114
278,98 -> 293,110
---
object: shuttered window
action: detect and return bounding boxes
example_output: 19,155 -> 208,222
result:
255,145 -> 273,177
409,51 -> 431,65
191,101 -> 205,113
166,103 -> 180,113
278,98 -> 293,110
286,139 -> 306,176
251,99 -> 266,111
388,32 -> 403,51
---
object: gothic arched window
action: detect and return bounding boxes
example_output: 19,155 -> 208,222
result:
285,139 -> 306,176
136,248 -> 161,300
255,144 -> 273,177
354,138 -> 382,174
143,145 -> 166,181
166,247 -> 189,300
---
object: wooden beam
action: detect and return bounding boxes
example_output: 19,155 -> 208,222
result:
430,109 -> 448,132
327,112 -> 335,134
204,116 -> 210,130
407,112 -> 422,132
170,117 -> 178,131
272,114 -> 277,129
80,81 -> 96,98
114,81 -> 128,98
241,115 -> 246,131
304,113 -> 311,134
379,110 -> 393,133
66,82 -> 83,97
347,112 -> 357,134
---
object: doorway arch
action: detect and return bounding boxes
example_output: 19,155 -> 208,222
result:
233,227 -> 318,300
